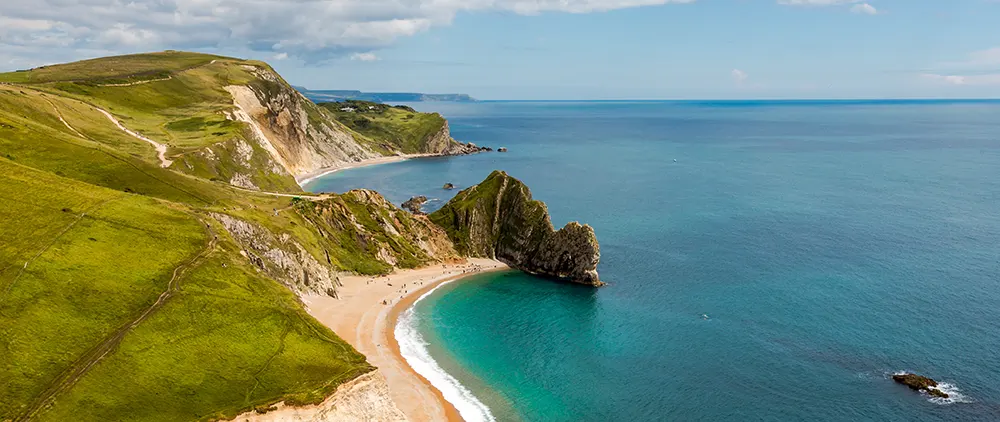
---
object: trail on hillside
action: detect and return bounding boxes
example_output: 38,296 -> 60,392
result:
2,198 -> 118,297
15,218 -> 218,422
94,107 -> 173,168
94,76 -> 171,87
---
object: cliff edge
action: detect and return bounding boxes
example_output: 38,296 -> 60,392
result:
429,171 -> 602,286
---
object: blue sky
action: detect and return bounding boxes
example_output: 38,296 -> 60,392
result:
2,0 -> 999,99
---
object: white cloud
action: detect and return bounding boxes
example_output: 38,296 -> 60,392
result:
850,3 -> 877,14
731,69 -> 748,83
922,73 -> 1000,86
273,52 -> 288,60
350,52 -> 379,62
929,46 -> 1000,73
0,0 -> 695,64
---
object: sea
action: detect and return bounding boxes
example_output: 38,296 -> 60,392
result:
305,100 -> 1000,421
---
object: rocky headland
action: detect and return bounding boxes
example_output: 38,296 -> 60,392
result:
430,171 -> 602,286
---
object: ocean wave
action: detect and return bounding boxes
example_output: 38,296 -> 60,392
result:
890,371 -> 972,405
395,283 -> 496,422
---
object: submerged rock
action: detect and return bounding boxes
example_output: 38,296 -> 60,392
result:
401,195 -> 428,214
429,170 -> 602,286
892,373 -> 949,398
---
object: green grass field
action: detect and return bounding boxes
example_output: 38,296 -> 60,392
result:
320,100 -> 448,154
0,51 -> 223,84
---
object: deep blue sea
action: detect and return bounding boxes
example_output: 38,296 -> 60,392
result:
307,100 -> 1000,421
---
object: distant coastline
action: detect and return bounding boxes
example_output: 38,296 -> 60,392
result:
295,86 -> 477,104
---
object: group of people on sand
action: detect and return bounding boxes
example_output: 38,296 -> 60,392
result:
372,263 -> 493,306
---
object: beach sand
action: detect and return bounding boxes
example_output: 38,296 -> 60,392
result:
296,154 -> 439,187
304,258 -> 508,421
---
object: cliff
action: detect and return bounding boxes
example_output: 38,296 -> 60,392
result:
429,171 -> 602,286
5,51 -> 485,193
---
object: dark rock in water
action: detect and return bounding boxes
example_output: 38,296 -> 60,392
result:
429,170 -> 602,286
443,183 -> 455,190
892,373 -> 949,398
498,147 -> 508,152
444,141 -> 493,155
401,195 -> 428,214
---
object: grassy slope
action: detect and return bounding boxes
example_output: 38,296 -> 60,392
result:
0,53 -> 411,421
2,51 -> 301,193
0,159 -> 208,418
319,100 -> 447,154
429,170 -> 508,255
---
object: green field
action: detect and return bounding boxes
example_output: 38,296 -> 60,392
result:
320,100 -> 448,154
0,52 -> 439,421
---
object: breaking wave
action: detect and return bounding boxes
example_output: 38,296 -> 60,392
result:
395,283 -> 496,422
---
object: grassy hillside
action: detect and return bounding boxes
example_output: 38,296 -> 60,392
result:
1,51 -> 300,192
0,51 -> 224,84
319,100 -> 449,154
0,52 -> 458,421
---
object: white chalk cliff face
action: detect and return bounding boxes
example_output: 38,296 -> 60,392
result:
225,67 -> 381,181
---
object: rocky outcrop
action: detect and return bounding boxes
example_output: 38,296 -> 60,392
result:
212,212 -> 341,297
443,183 -> 455,190
295,190 -> 458,274
443,140 -> 493,155
498,147 -> 508,152
429,171 -> 601,286
401,196 -> 428,214
892,373 -> 949,398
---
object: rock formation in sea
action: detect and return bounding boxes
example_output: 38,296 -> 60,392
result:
429,170 -> 602,286
444,140 -> 493,155
443,183 -> 455,190
498,147 -> 508,152
892,373 -> 949,398
401,195 -> 428,214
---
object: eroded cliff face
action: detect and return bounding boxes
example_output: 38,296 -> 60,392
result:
294,189 -> 459,275
225,65 -> 380,180
429,171 -> 602,285
212,212 -> 342,297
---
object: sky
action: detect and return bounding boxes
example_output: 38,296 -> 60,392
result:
1,0 -> 999,99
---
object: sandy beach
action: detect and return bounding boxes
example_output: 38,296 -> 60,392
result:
296,153 -> 440,188
303,258 -> 508,421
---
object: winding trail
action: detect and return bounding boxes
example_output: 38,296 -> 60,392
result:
15,218 -> 218,422
93,107 -> 173,168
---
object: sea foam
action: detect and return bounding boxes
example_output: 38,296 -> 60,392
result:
891,371 -> 972,405
395,281 -> 496,422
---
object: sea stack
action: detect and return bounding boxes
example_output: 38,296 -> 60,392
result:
429,171 -> 602,286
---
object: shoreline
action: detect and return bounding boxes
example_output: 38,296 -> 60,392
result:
302,259 -> 508,422
296,153 -> 440,188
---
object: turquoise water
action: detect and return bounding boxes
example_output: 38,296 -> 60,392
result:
308,100 -> 1000,421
